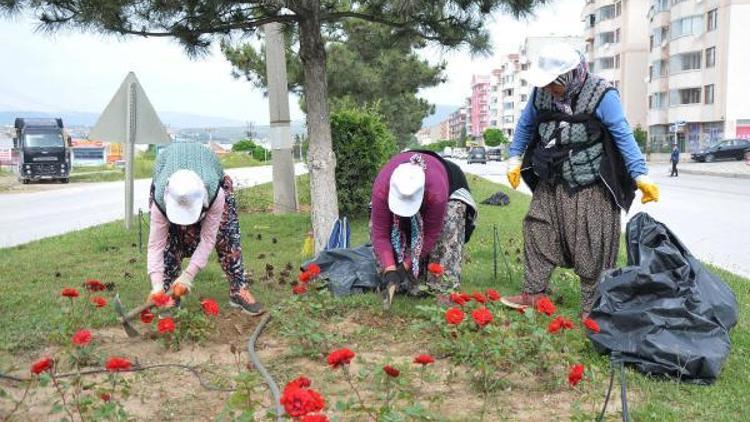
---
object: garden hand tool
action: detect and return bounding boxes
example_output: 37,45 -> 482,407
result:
506,156 -> 522,189
113,287 -> 175,337
635,175 -> 659,204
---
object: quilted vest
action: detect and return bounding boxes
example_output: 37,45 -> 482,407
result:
533,75 -> 614,190
152,142 -> 224,214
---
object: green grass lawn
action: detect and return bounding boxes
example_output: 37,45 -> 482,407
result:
70,152 -> 269,183
0,175 -> 747,420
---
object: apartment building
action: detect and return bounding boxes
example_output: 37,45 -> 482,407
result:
469,75 -> 491,138
582,0 -> 650,129
646,0 -> 750,153
448,106 -> 468,141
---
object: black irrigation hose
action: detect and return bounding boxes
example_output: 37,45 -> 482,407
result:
0,363 -> 234,392
597,353 -> 630,422
247,313 -> 283,421
620,360 -> 629,422
596,364 -> 616,422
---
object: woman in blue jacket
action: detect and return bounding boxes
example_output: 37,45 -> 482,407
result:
501,44 -> 659,319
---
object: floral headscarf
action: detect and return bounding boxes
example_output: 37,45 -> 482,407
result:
551,52 -> 589,114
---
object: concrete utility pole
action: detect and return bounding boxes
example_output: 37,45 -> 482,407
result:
264,22 -> 298,214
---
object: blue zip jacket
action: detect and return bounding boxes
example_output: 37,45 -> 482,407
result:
509,89 -> 647,179
670,149 -> 680,163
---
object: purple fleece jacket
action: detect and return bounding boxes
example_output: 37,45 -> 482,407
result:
370,152 -> 449,269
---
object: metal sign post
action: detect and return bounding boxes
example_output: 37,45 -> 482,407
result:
90,72 -> 171,229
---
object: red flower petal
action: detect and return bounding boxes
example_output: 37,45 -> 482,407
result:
427,263 -> 444,276
568,364 -> 585,387
72,329 -> 92,346
471,307 -> 493,327
326,348 -> 355,368
90,296 -> 108,308
200,298 -> 219,316
413,354 -> 435,365
486,288 -> 501,301
383,365 -> 400,377
61,288 -> 79,298
292,283 -> 308,295
445,307 -> 465,325
157,317 -> 175,334
84,279 -> 106,292
30,357 -> 54,375
534,296 -> 556,316
306,264 -> 321,277
105,357 -> 132,372
583,318 -> 601,334
140,309 -> 155,324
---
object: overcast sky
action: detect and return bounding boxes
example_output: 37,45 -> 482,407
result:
0,0 -> 583,125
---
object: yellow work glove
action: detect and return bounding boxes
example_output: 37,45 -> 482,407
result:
635,175 -> 659,204
506,156 -> 522,190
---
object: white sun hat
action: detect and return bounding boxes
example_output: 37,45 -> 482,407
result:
388,162 -> 426,217
525,43 -> 582,88
164,169 -> 209,225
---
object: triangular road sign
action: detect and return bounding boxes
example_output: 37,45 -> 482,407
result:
89,72 -> 171,144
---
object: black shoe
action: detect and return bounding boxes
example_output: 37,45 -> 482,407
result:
229,289 -> 265,316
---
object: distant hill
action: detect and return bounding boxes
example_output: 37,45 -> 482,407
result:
421,104 -> 459,129
0,110 -> 247,129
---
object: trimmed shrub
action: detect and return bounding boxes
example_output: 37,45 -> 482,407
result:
331,106 -> 397,216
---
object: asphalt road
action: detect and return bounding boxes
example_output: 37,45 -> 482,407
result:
456,159 -> 750,278
0,164 -> 307,248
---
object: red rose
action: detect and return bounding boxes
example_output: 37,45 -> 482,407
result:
292,283 -> 308,295
299,271 -> 312,283
201,299 -> 219,316
413,354 -> 435,366
534,296 -> 556,316
326,348 -> 355,368
157,317 -> 175,334
72,329 -> 92,346
61,288 -> 79,298
583,318 -> 601,334
306,264 -> 321,277
383,365 -> 400,378
486,288 -> 501,302
471,291 -> 487,304
548,316 -> 574,333
449,292 -> 470,306
90,296 -> 108,308
30,357 -> 54,375
99,392 -> 111,402
150,292 -> 174,308
140,309 -> 155,324
427,263 -> 444,276
286,376 -> 312,390
280,385 -> 325,417
105,357 -> 132,372
548,318 -> 562,333
445,307 -> 465,325
472,307 -> 493,327
568,364 -> 584,387
84,279 -> 106,292
301,415 -> 329,422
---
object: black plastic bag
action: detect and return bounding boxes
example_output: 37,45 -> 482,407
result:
305,245 -> 384,297
589,212 -> 738,384
481,191 -> 510,206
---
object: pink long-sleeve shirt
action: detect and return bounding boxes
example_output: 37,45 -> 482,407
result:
371,152 -> 449,269
147,188 -> 225,287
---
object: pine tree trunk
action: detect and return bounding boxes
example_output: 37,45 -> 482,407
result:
298,7 -> 339,253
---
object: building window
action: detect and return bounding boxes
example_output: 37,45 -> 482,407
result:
669,88 -> 701,106
707,9 -> 718,32
597,31 -> 616,46
521,79 -> 528,87
597,4 -> 616,21
649,35 -> 654,51
520,94 -> 528,102
704,84 -> 715,104
671,15 -> 703,39
655,0 -> 669,13
669,51 -> 701,74
652,26 -> 669,46
613,80 -> 620,89
615,54 -> 621,69
615,28 -> 621,43
615,1 -> 622,17
650,59 -> 668,79
598,56 -> 616,70
521,63 -> 529,70
705,47 -> 716,68
650,92 -> 668,109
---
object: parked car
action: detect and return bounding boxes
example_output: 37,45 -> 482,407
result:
691,139 -> 750,162
467,146 -> 487,164
487,147 -> 503,161
453,148 -> 468,159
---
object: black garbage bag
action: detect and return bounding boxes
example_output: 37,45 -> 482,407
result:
481,191 -> 510,206
589,212 -> 738,384
305,245 -> 384,297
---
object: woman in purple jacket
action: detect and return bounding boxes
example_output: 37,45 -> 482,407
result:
371,151 -> 476,309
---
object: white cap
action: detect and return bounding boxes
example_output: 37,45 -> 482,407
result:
388,163 -> 426,217
526,44 -> 581,88
164,169 -> 208,225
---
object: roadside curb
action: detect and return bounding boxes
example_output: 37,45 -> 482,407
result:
678,168 -> 750,180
